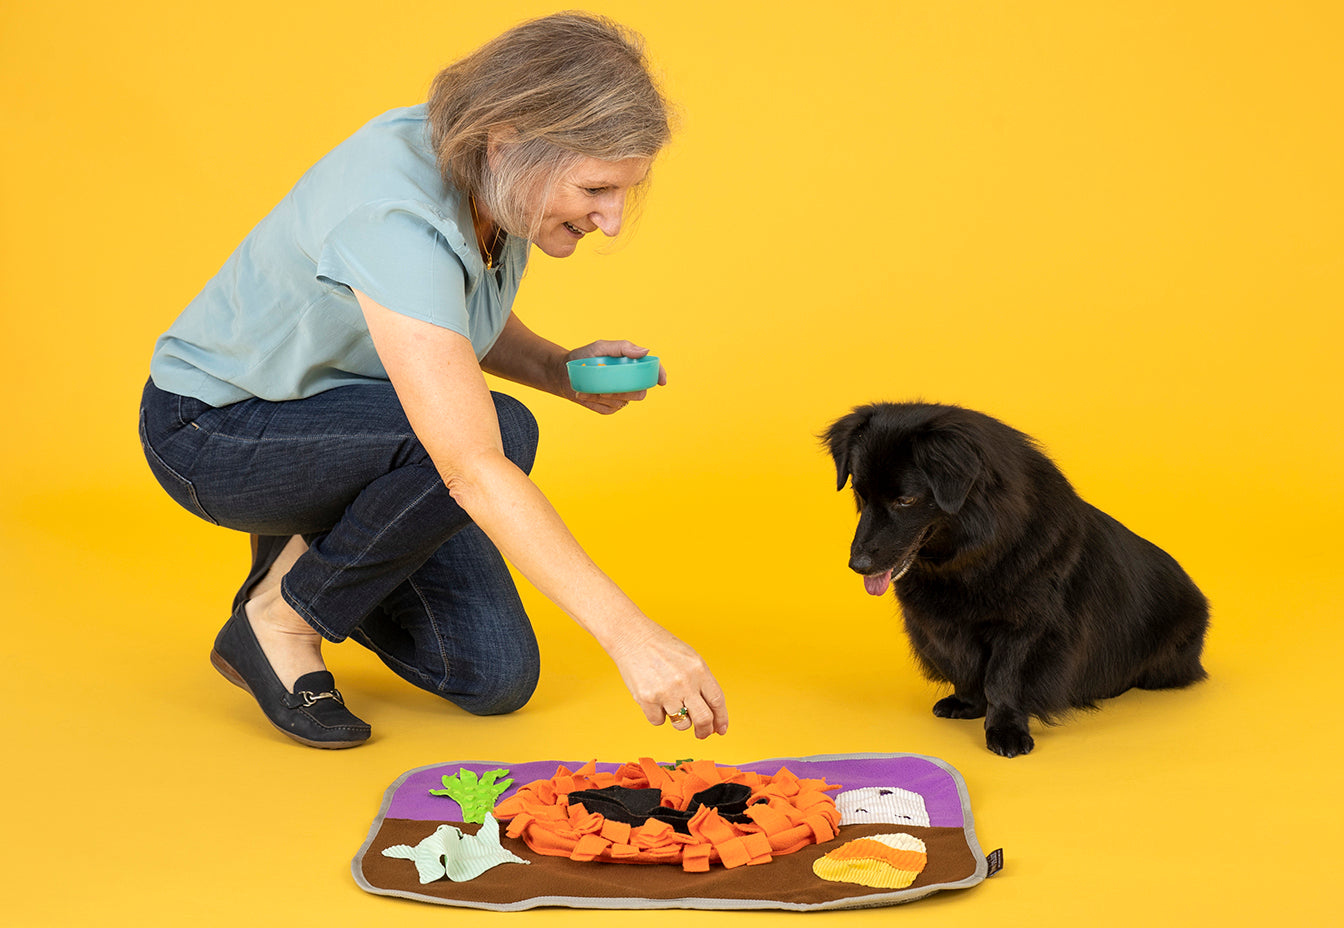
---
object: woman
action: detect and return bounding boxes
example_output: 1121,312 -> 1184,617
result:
139,12 -> 728,748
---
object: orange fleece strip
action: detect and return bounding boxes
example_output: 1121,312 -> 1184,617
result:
494,759 -> 841,872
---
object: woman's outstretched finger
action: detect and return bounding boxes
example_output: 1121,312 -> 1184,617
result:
702,685 -> 730,736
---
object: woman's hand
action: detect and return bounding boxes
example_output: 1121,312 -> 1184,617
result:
480,318 -> 665,415
564,340 -> 667,414
602,615 -> 729,739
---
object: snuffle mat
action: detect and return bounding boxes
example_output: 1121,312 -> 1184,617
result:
352,752 -> 998,911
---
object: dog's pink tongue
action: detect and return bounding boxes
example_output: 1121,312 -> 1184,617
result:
864,570 -> 893,596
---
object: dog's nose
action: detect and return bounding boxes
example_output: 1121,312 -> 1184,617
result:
849,552 -> 875,575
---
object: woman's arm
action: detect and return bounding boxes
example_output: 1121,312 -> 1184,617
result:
357,290 -> 727,737
483,312 -> 667,415
479,313 -> 569,393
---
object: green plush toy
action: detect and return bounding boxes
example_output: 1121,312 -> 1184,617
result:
429,768 -> 513,823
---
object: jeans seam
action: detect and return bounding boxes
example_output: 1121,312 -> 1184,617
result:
348,582 -> 453,692
407,575 -> 453,689
139,408 -> 221,526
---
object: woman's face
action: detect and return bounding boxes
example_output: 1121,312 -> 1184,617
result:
531,156 -> 652,258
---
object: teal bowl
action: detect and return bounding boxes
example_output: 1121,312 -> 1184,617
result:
566,355 -> 661,394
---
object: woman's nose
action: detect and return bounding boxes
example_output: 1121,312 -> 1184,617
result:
591,192 -> 627,237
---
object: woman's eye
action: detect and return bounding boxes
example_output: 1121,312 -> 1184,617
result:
583,186 -> 607,196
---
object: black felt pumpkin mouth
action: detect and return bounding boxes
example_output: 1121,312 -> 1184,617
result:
567,782 -> 758,834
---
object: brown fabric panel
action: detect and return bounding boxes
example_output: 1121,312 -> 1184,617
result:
359,819 -> 977,908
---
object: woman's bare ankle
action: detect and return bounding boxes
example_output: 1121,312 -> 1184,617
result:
244,586 -> 326,691
251,534 -> 309,600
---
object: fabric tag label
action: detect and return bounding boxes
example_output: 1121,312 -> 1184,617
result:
985,848 -> 1004,877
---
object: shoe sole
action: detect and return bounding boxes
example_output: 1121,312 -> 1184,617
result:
210,649 -> 370,750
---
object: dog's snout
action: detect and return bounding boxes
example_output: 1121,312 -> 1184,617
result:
849,511 -> 881,575
849,549 -> 876,575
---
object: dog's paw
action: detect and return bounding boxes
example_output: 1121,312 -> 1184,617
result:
932,695 -> 986,719
985,725 -> 1035,758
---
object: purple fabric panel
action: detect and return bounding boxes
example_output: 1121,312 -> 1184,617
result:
738,756 -> 964,827
382,756 -> 964,828
385,761 -> 622,821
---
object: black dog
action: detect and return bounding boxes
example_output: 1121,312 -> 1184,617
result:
824,402 -> 1209,757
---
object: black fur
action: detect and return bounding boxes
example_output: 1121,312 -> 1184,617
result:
824,402 -> 1209,757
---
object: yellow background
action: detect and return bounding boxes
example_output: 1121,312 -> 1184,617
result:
3,1 -> 1341,925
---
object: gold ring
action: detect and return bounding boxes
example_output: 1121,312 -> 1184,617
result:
670,706 -> 690,721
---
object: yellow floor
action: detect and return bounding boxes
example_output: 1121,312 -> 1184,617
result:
4,1 -> 1342,925
4,479 -> 1342,926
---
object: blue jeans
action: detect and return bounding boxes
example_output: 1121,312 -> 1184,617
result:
138,378 -> 541,715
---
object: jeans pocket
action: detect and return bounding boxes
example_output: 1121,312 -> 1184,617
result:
139,406 -> 221,526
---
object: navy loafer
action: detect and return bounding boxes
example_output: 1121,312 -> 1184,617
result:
210,603 -> 371,749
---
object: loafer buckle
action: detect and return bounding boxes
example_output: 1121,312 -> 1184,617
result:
283,688 -> 346,709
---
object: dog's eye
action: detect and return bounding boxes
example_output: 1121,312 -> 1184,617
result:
894,496 -> 918,508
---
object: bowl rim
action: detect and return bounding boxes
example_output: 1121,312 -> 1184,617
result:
565,355 -> 660,369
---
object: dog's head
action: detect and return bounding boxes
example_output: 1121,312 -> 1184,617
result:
823,403 -> 988,596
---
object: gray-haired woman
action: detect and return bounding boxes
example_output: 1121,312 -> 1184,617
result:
139,12 -> 728,748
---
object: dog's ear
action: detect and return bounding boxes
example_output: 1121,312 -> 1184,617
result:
912,427 -> 982,513
822,408 -> 872,491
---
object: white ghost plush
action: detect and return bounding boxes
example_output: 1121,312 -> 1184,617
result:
381,813 -> 528,883
835,786 -> 931,827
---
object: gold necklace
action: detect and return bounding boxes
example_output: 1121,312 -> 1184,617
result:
468,194 -> 503,269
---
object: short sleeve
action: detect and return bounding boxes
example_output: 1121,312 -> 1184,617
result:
316,199 -> 471,336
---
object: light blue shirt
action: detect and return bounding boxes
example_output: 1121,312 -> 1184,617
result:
151,105 -> 527,406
